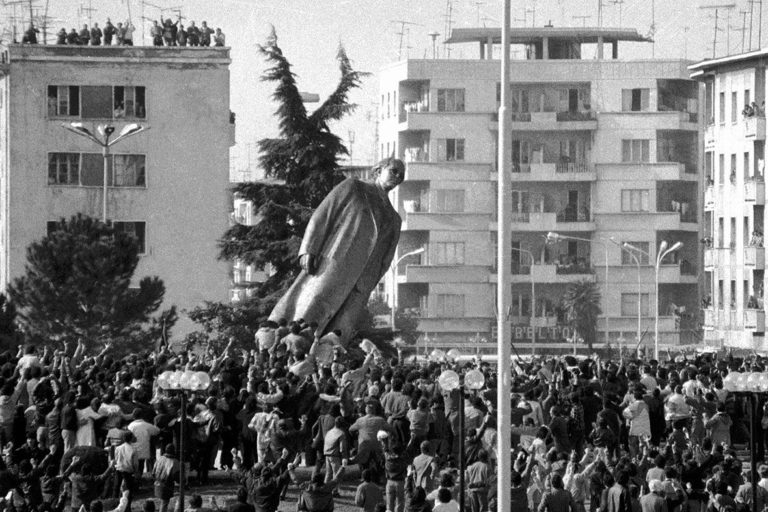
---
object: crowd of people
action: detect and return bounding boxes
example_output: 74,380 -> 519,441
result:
1,320 -> 768,512
19,18 -> 225,47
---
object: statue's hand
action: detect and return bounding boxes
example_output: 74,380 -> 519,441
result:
300,254 -> 317,275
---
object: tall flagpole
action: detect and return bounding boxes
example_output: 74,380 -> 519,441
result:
497,1 -> 512,511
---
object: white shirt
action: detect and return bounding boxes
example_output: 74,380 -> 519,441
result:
128,419 -> 160,460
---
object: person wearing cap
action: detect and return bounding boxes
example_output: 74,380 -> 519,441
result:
152,444 -> 180,512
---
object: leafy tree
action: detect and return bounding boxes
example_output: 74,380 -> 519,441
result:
184,301 -> 262,353
8,214 -> 175,354
561,279 -> 602,352
218,33 -> 368,323
0,293 -> 21,352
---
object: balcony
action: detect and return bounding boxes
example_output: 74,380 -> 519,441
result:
704,248 -> 726,270
597,162 -> 696,182
506,111 -> 597,131
745,246 -> 765,269
703,308 -> 716,328
509,263 -> 597,283
402,211 -> 490,231
404,265 -> 489,283
405,162 -> 490,182
654,211 -> 698,231
657,263 -> 698,284
518,162 -> 596,181
745,309 -> 766,331
745,116 -> 766,140
704,185 -> 715,211
745,178 -> 766,204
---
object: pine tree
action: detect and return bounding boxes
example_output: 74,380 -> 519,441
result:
562,279 -> 602,352
8,214 -> 175,353
218,34 -> 367,320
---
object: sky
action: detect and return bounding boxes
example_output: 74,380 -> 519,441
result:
12,0 -> 768,178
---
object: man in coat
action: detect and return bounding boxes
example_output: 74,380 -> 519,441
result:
269,157 -> 405,343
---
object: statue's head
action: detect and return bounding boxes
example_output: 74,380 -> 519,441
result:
372,157 -> 405,192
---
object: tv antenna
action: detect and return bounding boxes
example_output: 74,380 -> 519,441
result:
572,15 -> 591,27
390,20 -> 422,60
474,1 -> 484,25
442,0 -> 454,58
79,0 -> 96,25
612,0 -> 625,28
699,3 -> 736,58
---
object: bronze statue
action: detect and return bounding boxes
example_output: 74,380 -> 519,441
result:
269,157 -> 405,343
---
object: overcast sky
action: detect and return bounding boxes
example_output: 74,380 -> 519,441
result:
16,0 -> 764,176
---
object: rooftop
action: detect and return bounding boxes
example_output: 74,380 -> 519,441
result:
444,26 -> 652,45
688,48 -> 768,76
0,43 -> 231,66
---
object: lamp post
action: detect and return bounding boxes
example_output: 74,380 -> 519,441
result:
157,369 -> 211,512
510,246 -> 536,355
623,240 -> 683,360
391,247 -> 426,330
608,238 -> 642,356
723,371 -> 768,512
62,122 -> 148,223
546,232 -> 610,345
437,359 -> 486,512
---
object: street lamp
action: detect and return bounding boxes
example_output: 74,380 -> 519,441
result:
437,359 -> 486,512
623,240 -> 683,360
391,247 -> 426,330
61,122 -> 148,223
546,232 -> 610,345
608,237 -> 642,356
157,369 -> 211,512
723,371 -> 768,512
510,246 -> 536,355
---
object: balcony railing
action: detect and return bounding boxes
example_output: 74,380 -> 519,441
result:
404,147 -> 429,163
511,212 -> 531,222
555,162 -> 589,173
511,264 -> 532,275
555,110 -> 596,122
512,163 -> 531,173
556,207 -> 591,222
555,263 -> 595,275
680,260 -> 697,276
510,112 -> 532,122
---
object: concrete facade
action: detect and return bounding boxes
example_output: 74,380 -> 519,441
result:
691,52 -> 768,350
0,44 -> 234,337
380,27 -> 702,354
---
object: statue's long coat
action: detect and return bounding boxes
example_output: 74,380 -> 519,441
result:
269,178 -> 401,341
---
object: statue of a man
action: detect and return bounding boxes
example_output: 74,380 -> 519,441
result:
269,157 -> 406,343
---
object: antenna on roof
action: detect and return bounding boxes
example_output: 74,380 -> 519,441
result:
611,0 -> 625,28
572,15 -> 591,27
79,0 -> 96,26
390,20 -> 422,60
699,3 -> 737,58
474,1 -> 484,25
735,10 -> 749,53
442,0 -> 453,58
428,31 -> 440,59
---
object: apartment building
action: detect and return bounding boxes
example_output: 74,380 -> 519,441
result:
380,27 -> 701,353
0,44 -> 235,336
691,52 -> 768,349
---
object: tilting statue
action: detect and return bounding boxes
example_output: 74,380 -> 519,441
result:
269,157 -> 406,343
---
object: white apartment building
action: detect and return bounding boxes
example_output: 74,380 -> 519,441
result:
380,27 -> 702,354
691,52 -> 768,349
0,44 -> 235,337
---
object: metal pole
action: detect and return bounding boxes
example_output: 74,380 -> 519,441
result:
604,244 -> 609,346
497,2 -> 513,512
635,254 -> 641,356
102,145 -> 109,223
459,383 -> 465,512
391,263 -> 397,330
751,394 -> 758,512
178,391 -> 186,512
654,254 -> 660,360
531,261 -> 536,357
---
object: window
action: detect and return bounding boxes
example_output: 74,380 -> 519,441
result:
732,91 -> 738,123
621,242 -> 650,264
432,190 -> 465,213
432,242 -> 465,265
621,139 -> 650,162
718,279 -> 724,308
730,217 -> 737,248
621,88 -> 649,111
435,294 -> 464,317
48,152 -> 146,187
746,89 -> 751,109
745,152 -> 751,179
719,153 -> 725,183
621,189 -> 650,212
621,293 -> 650,316
47,86 -> 80,116
437,89 -> 465,112
48,153 -> 80,185
719,91 -> 725,123
113,155 -> 146,187
81,86 -> 113,119
112,221 -> 146,254
718,217 -> 724,247
114,86 -> 146,118
436,138 -> 465,161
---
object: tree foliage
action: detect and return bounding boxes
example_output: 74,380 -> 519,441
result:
217,34 -> 368,322
8,214 -> 175,354
561,279 -> 602,352
0,293 -> 21,352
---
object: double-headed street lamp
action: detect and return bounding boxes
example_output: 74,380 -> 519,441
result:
157,369 -> 211,512
435,357 -> 486,512
623,240 -> 683,360
390,247 -> 425,330
546,232 -> 610,345
62,122 -> 148,222
510,246 -> 536,355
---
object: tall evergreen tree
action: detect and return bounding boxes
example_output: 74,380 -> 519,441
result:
562,279 -> 602,352
9,214 -> 175,353
218,34 -> 368,320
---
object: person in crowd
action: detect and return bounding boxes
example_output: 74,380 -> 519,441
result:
103,18 -> 116,45
78,24 -> 90,45
150,20 -> 163,46
214,28 -> 225,46
200,21 -> 213,46
90,22 -> 102,45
